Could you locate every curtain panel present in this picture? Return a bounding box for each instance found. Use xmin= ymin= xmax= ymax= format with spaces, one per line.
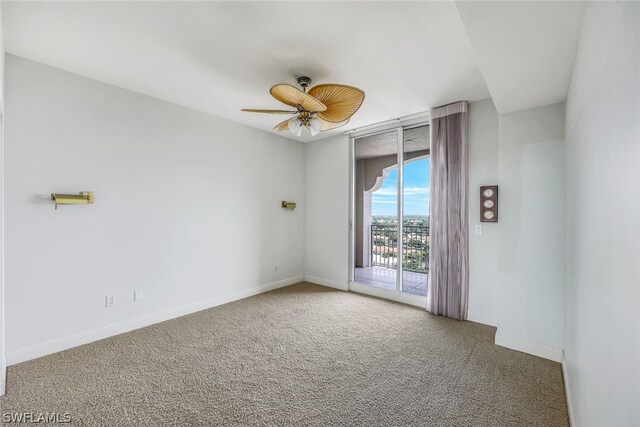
xmin=427 ymin=101 xmax=469 ymax=320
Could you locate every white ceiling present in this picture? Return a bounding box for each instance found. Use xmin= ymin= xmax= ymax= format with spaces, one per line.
xmin=2 ymin=1 xmax=585 ymax=141
xmin=456 ymin=1 xmax=585 ymax=114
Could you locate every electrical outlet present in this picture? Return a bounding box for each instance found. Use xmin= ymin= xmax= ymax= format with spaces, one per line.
xmin=475 ymin=225 xmax=483 ymax=235
xmin=105 ymin=295 xmax=116 ymax=308
xmin=134 ymin=289 xmax=144 ymax=302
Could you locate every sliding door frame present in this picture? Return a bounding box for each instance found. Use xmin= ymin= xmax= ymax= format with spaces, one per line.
xmin=348 ymin=115 xmax=430 ymax=307
xmin=348 ymin=135 xmax=356 ymax=286
xmin=396 ymin=127 xmax=404 ymax=293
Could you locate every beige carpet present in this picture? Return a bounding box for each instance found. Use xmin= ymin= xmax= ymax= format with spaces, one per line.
xmin=0 ymin=283 xmax=568 ymax=426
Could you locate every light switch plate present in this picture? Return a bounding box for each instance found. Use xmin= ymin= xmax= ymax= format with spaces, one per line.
xmin=105 ymin=295 xmax=116 ymax=308
xmin=475 ymin=225 xmax=483 ymax=235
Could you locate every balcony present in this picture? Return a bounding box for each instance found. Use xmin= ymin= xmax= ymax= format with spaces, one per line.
xmin=355 ymin=224 xmax=429 ymax=296
xmin=371 ymin=224 xmax=429 ymax=272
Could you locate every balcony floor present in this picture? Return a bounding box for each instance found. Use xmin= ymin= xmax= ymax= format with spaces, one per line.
xmin=354 ymin=266 xmax=427 ymax=297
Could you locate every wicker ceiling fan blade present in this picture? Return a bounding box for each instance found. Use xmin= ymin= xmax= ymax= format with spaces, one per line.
xmin=241 ymin=109 xmax=298 ymax=114
xmin=270 ymin=84 xmax=327 ymax=112
xmin=308 ymin=84 xmax=365 ymax=123
xmin=273 ymin=118 xmax=293 ymax=132
xmin=320 ymin=118 xmax=350 ymax=131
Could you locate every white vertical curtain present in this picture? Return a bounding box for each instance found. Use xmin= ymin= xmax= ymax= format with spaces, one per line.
xmin=427 ymin=101 xmax=469 ymax=320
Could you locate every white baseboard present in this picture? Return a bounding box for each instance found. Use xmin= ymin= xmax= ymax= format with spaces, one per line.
xmin=6 ymin=275 xmax=303 ymax=366
xmin=495 ymin=332 xmax=563 ymax=362
xmin=467 ymin=311 xmax=497 ymax=327
xmin=349 ymin=282 xmax=427 ymax=308
xmin=303 ymin=275 xmax=349 ymax=291
xmin=561 ymin=351 xmax=576 ymax=426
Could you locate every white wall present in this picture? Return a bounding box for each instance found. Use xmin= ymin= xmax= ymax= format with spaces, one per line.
xmin=467 ymin=99 xmax=499 ymax=326
xmin=469 ymin=100 xmax=568 ymax=357
xmin=564 ymin=2 xmax=640 ymax=425
xmin=0 ymin=1 xmax=6 ymax=396
xmin=4 ymin=56 xmax=304 ymax=360
xmin=495 ymin=103 xmax=566 ymax=355
xmin=303 ymin=134 xmax=350 ymax=289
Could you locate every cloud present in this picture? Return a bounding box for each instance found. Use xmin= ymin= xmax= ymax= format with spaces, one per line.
xmin=372 ymin=187 xmax=397 ymax=196
xmin=405 ymin=186 xmax=430 ymax=196
xmin=373 ymin=186 xmax=429 ymax=197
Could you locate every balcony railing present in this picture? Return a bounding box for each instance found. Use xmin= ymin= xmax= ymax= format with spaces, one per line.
xmin=371 ymin=224 xmax=429 ymax=273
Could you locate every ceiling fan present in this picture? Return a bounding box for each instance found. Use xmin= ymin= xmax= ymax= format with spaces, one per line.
xmin=242 ymin=76 xmax=365 ymax=137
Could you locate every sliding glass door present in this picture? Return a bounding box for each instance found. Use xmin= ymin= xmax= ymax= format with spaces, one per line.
xmin=353 ymin=129 xmax=399 ymax=291
xmin=402 ymin=126 xmax=430 ymax=296
xmin=351 ymin=123 xmax=430 ymax=297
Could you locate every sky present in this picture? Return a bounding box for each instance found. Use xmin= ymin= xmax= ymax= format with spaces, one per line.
xmin=372 ymin=158 xmax=430 ymax=216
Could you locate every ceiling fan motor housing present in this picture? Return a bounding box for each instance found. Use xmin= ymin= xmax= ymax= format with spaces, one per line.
xmin=297 ymin=76 xmax=312 ymax=89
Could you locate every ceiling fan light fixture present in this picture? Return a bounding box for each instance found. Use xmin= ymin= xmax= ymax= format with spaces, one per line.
xmin=288 ymin=117 xmax=302 ymax=137
xmin=309 ymin=117 xmax=322 ymax=136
